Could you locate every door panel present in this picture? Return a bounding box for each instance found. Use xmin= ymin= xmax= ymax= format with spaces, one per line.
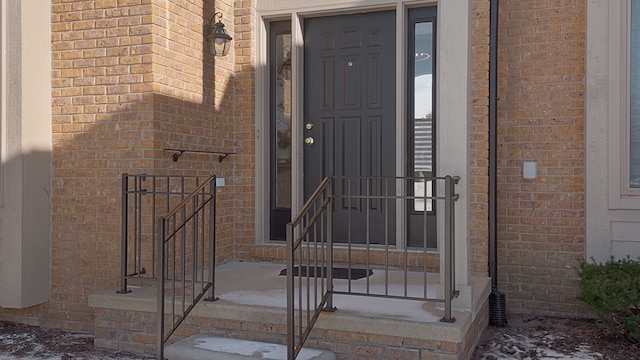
xmin=304 ymin=12 xmax=396 ymax=244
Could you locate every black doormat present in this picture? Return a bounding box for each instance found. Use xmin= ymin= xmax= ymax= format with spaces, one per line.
xmin=279 ymin=266 xmax=373 ymax=280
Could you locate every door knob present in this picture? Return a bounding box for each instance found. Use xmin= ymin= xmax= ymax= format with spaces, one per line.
xmin=304 ymin=137 xmax=314 ymax=145
xmin=305 ymin=123 xmax=314 ymax=130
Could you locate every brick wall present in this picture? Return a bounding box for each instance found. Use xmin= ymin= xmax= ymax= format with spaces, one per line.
xmin=468 ymin=0 xmax=587 ymax=316
xmin=495 ymin=0 xmax=586 ymax=315
xmin=470 ymin=0 xmax=491 ymax=276
xmin=231 ymin=0 xmax=258 ymax=259
xmin=48 ymin=0 xmax=157 ymax=332
xmin=92 ymin=300 xmax=489 ymax=359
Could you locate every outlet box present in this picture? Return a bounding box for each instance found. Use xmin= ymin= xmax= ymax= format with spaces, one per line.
xmin=523 ymin=161 xmax=536 ymax=179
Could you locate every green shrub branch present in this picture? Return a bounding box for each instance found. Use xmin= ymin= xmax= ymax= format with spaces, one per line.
xmin=578 ymin=256 xmax=640 ymax=343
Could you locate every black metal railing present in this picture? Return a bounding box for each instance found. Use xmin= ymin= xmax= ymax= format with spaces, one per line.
xmin=119 ymin=174 xmax=216 ymax=291
xmin=119 ymin=173 xmax=458 ymax=360
xmin=286 ymin=177 xmax=334 ymax=360
xmin=118 ymin=174 xmax=218 ymax=359
xmin=156 ymin=175 xmax=217 ymax=360
xmin=286 ymin=175 xmax=460 ymax=360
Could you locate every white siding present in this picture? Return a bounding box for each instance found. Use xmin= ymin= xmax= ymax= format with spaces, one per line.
xmin=0 ymin=1 xmax=52 ymax=308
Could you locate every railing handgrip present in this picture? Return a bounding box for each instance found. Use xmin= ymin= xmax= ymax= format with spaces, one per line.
xmin=163 ymin=176 xmax=216 ymax=219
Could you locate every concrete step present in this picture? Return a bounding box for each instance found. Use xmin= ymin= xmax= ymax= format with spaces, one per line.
xmin=164 ymin=335 xmax=336 ymax=360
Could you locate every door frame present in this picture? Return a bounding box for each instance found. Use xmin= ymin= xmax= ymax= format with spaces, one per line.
xmin=255 ymin=0 xmax=471 ymax=270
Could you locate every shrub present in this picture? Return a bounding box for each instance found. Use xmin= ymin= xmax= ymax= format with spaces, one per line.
xmin=578 ymin=256 xmax=640 ymax=343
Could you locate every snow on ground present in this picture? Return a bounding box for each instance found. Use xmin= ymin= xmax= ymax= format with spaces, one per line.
xmin=0 ymin=328 xmax=608 ymax=360
xmin=0 ymin=356 xmax=142 ymax=360
xmin=0 ymin=330 xmax=150 ymax=360
xmin=476 ymin=333 xmax=606 ymax=360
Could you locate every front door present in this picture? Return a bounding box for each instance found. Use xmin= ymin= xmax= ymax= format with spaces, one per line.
xmin=303 ymin=12 xmax=397 ymax=244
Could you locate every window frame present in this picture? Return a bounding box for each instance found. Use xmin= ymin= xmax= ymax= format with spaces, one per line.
xmin=624 ymin=0 xmax=640 ymax=193
xmin=609 ymin=0 xmax=640 ymax=208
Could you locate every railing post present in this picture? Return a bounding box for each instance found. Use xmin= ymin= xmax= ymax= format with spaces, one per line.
xmin=118 ymin=174 xmax=130 ymax=294
xmin=326 ymin=178 xmax=334 ymax=311
xmin=451 ymin=177 xmax=459 ymax=299
xmin=157 ymin=217 xmax=166 ymax=360
xmin=206 ymin=177 xmax=218 ymax=301
xmin=441 ymin=175 xmax=456 ymax=323
xmin=286 ymin=222 xmax=295 ymax=360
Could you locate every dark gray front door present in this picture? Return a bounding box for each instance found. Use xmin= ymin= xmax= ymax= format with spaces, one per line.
xmin=304 ymin=12 xmax=396 ymax=244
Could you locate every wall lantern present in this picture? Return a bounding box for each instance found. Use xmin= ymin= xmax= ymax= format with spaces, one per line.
xmin=205 ymin=12 xmax=233 ymax=57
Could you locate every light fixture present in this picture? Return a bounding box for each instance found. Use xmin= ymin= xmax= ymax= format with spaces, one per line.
xmin=205 ymin=12 xmax=232 ymax=57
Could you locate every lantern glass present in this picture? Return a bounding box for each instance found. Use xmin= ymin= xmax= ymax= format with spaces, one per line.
xmin=207 ymin=20 xmax=232 ymax=57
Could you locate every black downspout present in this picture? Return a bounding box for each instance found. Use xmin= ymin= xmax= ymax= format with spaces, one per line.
xmin=488 ymin=0 xmax=507 ymax=326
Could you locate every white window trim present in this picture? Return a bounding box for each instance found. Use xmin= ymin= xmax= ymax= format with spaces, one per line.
xmin=587 ymin=0 xmax=640 ymax=262
xmin=609 ymin=0 xmax=640 ymax=209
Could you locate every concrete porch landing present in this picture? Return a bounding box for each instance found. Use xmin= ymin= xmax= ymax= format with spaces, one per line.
xmin=164 ymin=335 xmax=336 ymax=360
xmin=89 ymin=261 xmax=490 ymax=359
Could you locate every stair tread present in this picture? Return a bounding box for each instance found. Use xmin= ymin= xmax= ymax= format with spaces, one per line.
xmin=165 ymin=335 xmax=336 ymax=360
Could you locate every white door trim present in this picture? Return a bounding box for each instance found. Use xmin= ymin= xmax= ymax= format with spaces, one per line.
xmin=254 ymin=1 xmax=471 ymax=289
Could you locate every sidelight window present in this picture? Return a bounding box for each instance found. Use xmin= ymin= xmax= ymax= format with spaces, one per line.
xmin=408 ymin=8 xmax=436 ymax=213
xmin=407 ymin=7 xmax=437 ymax=248
xmin=269 ymin=21 xmax=292 ymax=240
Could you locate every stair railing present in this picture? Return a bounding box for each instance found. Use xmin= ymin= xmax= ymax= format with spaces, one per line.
xmin=286 ymin=176 xmax=334 ymax=360
xmin=156 ymin=175 xmax=217 ymax=360
xmin=118 ymin=174 xmax=217 ymax=359
xmin=286 ymin=175 xmax=460 ymax=359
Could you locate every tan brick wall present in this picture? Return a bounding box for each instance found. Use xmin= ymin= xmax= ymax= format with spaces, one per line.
xmin=150 ymin=0 xmax=204 ymax=101
xmin=48 ymin=0 xmax=157 ymax=332
xmin=469 ymin=0 xmax=587 ymax=316
xmin=470 ymin=0 xmax=491 ymax=276
xmin=0 ymin=0 xmax=251 ymax=332
xmin=231 ymin=0 xmax=258 ymax=260
xmin=495 ymin=0 xmax=586 ymax=315
xmin=93 ymin=301 xmax=489 ymax=359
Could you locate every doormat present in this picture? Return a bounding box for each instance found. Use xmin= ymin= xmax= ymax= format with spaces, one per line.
xmin=279 ymin=266 xmax=373 ymax=280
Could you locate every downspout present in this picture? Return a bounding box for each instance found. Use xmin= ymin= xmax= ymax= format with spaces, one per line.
xmin=488 ymin=0 xmax=507 ymax=326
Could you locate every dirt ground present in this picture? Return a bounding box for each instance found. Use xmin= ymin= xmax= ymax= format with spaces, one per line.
xmin=0 ymin=314 xmax=638 ymax=359
xmin=0 ymin=320 xmax=151 ymax=360
xmin=471 ymin=314 xmax=640 ymax=360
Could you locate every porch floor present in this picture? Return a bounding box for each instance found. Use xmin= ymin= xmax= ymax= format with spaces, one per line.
xmin=89 ymin=261 xmax=490 ymax=359
xmin=215 ymin=261 xmax=446 ymax=322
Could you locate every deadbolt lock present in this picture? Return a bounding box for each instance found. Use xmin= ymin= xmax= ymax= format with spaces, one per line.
xmin=305 ymin=123 xmax=314 ymax=130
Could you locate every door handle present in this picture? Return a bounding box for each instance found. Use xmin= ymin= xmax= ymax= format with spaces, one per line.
xmin=304 ymin=137 xmax=314 ymax=145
